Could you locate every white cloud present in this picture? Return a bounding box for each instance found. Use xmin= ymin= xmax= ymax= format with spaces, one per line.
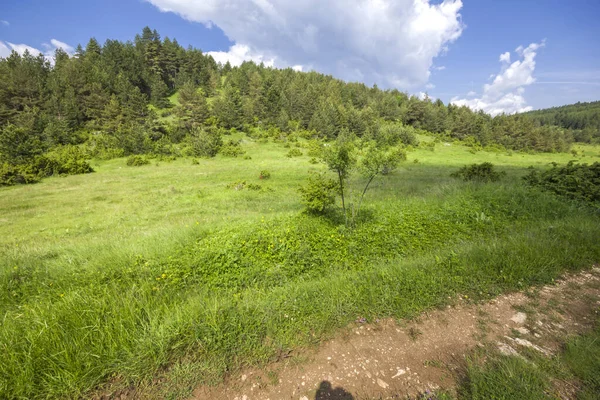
xmin=425 ymin=83 xmax=436 ymax=89
xmin=0 ymin=41 xmax=10 ymax=58
xmin=0 ymin=20 xmax=9 ymax=26
xmin=48 ymin=39 xmax=75 ymax=55
xmin=0 ymin=38 xmax=74 ymax=62
xmin=451 ymin=41 xmax=544 ymax=116
xmin=3 ymin=41 xmax=42 ymax=56
xmin=466 ymin=90 xmax=476 ymax=96
xmin=207 ymin=43 xmax=275 ymax=67
xmin=146 ymin=0 xmax=464 ymax=89
xmin=434 ymin=65 xmax=446 ymax=71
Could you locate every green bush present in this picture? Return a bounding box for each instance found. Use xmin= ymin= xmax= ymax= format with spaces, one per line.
xmin=286 ymin=148 xmax=303 ymax=158
xmin=451 ymin=162 xmax=505 ymax=182
xmin=374 ymin=122 xmax=419 ymax=147
xmin=298 ymin=172 xmax=338 ymax=214
xmin=220 ymin=140 xmax=245 ymax=157
xmin=523 ymin=161 xmax=600 ymax=206
xmin=126 ymin=155 xmax=150 ymax=166
xmin=0 ymin=163 xmax=40 ymax=186
xmin=0 ymin=146 xmax=93 ymax=186
xmin=187 ymin=127 xmax=223 ymax=158
xmin=259 ymin=170 xmax=271 ymax=180
xmin=45 ymin=145 xmax=94 ymax=175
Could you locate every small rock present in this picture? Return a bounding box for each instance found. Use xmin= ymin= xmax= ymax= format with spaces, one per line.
xmin=300 ymin=397 xmax=309 ymax=400
xmin=511 ymin=312 xmax=527 ymax=324
xmin=377 ymin=378 xmax=389 ymax=389
xmin=516 ymin=327 xmax=530 ymax=335
xmin=241 ymin=374 xmax=247 ymax=382
xmin=392 ymin=369 xmax=406 ymax=378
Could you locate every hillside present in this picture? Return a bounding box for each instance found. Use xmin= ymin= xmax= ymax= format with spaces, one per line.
xmin=525 ymin=101 xmax=600 ymax=143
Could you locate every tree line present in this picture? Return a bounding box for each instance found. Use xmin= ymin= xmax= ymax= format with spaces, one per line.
xmin=524 ymin=101 xmax=600 ymax=144
xmin=0 ymin=27 xmax=584 ymax=185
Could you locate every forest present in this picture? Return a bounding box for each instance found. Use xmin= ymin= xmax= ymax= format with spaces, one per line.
xmin=0 ymin=27 xmax=588 ymax=186
xmin=525 ymin=100 xmax=600 ymax=143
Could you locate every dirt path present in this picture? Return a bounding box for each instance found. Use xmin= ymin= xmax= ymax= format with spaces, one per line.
xmin=192 ymin=267 xmax=600 ymax=400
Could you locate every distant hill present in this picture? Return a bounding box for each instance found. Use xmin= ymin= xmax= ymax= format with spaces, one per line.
xmin=525 ymin=101 xmax=600 ymax=143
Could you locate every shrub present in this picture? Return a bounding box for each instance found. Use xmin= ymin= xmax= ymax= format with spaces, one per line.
xmin=259 ymin=170 xmax=271 ymax=180
xmin=286 ymin=148 xmax=303 ymax=158
xmin=306 ymin=140 xmax=324 ymax=157
xmin=523 ymin=161 xmax=600 ymax=206
xmin=226 ymin=180 xmax=247 ymax=190
xmin=419 ymin=141 xmax=436 ymax=151
xmin=45 ymin=145 xmax=94 ymax=175
xmin=220 ymin=140 xmax=245 ymax=157
xmin=191 ymin=158 xmax=199 ymax=165
xmin=0 ymin=145 xmax=93 ymax=186
xmin=188 ymin=127 xmax=223 ymax=158
xmin=375 ymin=122 xmax=419 ymax=147
xmin=126 ymin=155 xmax=150 ymax=166
xmin=298 ymin=172 xmax=338 ymax=214
xmin=0 ymin=163 xmax=40 ymax=186
xmin=246 ymin=183 xmax=262 ymax=191
xmin=451 ymin=162 xmax=505 ymax=182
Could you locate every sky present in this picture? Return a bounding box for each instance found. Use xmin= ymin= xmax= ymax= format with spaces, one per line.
xmin=1 ymin=0 xmax=599 ymax=115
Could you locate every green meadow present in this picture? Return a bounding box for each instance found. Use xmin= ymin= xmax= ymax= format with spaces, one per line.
xmin=1 ymin=136 xmax=600 ymax=399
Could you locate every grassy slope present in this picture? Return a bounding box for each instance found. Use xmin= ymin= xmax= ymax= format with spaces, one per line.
xmin=1 ymin=138 xmax=600 ymax=398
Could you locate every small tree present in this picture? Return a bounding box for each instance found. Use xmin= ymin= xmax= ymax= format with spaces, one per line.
xmin=354 ymin=144 xmax=406 ymax=219
xmin=298 ymin=171 xmax=338 ymax=214
xmin=188 ymin=127 xmax=223 ymax=158
xmin=322 ymin=130 xmax=356 ymax=225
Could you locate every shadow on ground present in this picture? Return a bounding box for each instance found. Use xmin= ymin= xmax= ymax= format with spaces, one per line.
xmin=315 ymin=381 xmax=354 ymax=399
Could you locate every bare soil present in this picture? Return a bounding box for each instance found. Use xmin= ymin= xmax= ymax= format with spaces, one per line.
xmin=191 ymin=267 xmax=600 ymax=400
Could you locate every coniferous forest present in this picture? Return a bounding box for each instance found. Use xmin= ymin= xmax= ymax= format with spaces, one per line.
xmin=1 ymin=27 xmax=593 ymax=186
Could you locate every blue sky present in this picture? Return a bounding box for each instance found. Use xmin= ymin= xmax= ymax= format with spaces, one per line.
xmin=1 ymin=0 xmax=599 ymax=114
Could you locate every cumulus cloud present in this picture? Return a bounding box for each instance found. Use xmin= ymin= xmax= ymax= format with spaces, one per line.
xmin=0 ymin=38 xmax=75 ymax=61
xmin=207 ymin=43 xmax=275 ymax=67
xmin=146 ymin=0 xmax=464 ymax=89
xmin=451 ymin=41 xmax=545 ymax=116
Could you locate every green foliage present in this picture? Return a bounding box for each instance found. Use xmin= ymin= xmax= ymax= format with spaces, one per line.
xmin=0 ymin=162 xmax=41 ymax=186
xmin=187 ymin=127 xmax=223 ymax=158
xmin=126 ymin=155 xmax=150 ymax=166
xmin=298 ymin=171 xmax=338 ymax=214
xmin=451 ymin=162 xmax=505 ymax=182
xmin=372 ymin=122 xmax=419 ymax=147
xmin=45 ymin=145 xmax=94 ymax=175
xmin=0 ymin=145 xmax=93 ymax=186
xmin=286 ymin=148 xmax=303 ymax=158
xmin=219 ymin=139 xmax=245 ymax=157
xmin=523 ymin=161 xmax=600 ymax=206
xmin=259 ymin=170 xmax=271 ymax=179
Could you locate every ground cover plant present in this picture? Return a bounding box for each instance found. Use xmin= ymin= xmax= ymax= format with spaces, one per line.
xmin=1 ymin=135 xmax=600 ymax=399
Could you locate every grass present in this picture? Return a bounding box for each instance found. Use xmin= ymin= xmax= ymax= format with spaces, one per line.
xmin=457 ymin=319 xmax=600 ymax=399
xmin=1 ymin=136 xmax=600 ymax=398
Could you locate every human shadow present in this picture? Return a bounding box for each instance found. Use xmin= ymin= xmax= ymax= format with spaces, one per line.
xmin=315 ymin=380 xmax=354 ymax=399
